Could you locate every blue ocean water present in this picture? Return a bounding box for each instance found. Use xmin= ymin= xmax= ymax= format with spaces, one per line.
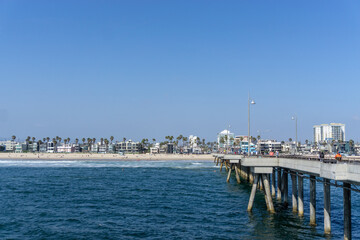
xmin=0 ymin=160 xmax=358 ymax=239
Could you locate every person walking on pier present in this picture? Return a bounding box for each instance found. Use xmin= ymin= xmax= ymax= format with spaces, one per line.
xmin=335 ymin=152 xmax=342 ymax=161
xmin=319 ymin=151 xmax=324 ymax=161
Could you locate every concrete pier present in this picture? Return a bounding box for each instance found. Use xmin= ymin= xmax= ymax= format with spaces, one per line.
xmin=213 ymin=154 xmax=360 ymax=238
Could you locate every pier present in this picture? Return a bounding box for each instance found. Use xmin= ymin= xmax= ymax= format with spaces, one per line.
xmin=213 ymin=154 xmax=360 ymax=240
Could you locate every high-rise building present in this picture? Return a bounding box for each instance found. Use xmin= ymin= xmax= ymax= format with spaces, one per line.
xmin=313 ymin=123 xmax=345 ymax=143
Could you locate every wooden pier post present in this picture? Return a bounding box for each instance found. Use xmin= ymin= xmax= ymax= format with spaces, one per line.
xmin=324 ymin=179 xmax=331 ymax=234
xmin=226 ymin=164 xmax=232 ymax=182
xmin=247 ymin=174 xmax=259 ymax=212
xmin=291 ymin=171 xmax=298 ymax=212
xmin=263 ymin=174 xmax=275 ymax=213
xmin=220 ymin=160 xmax=223 ymax=172
xmin=271 ymin=170 xmax=276 ymax=197
xmin=298 ymin=173 xmax=304 ymax=217
xmin=234 ymin=164 xmax=241 ymax=184
xmin=310 ymin=175 xmax=316 ymax=226
xmin=343 ymin=182 xmax=351 ymax=240
xmin=277 ymin=168 xmax=282 ymax=201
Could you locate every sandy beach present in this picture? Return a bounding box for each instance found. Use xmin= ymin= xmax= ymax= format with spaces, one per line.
xmin=0 ymin=153 xmax=214 ymax=161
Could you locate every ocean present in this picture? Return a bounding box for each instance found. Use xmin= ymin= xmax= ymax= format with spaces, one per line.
xmin=0 ymin=160 xmax=358 ymax=239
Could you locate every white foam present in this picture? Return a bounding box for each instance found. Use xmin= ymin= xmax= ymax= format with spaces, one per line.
xmin=0 ymin=160 xmax=215 ymax=169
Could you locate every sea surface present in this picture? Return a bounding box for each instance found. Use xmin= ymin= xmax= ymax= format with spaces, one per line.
xmin=0 ymin=160 xmax=359 ymax=239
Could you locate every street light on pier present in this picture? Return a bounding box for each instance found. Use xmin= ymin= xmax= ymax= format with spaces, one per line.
xmin=248 ymin=94 xmax=256 ymax=156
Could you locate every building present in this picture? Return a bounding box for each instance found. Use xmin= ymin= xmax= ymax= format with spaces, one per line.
xmin=217 ymin=130 xmax=235 ymax=148
xmin=115 ymin=140 xmax=141 ymax=153
xmin=257 ymin=140 xmax=282 ymax=154
xmin=57 ymin=144 xmax=72 ymax=153
xmin=0 ymin=140 xmax=17 ymax=152
xmin=313 ymin=123 xmax=345 ymax=143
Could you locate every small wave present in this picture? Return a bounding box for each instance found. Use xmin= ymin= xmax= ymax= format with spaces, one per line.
xmin=0 ymin=160 xmax=215 ymax=169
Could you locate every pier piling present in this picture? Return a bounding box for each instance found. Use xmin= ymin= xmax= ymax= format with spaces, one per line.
xmin=291 ymin=172 xmax=298 ymax=212
xmin=263 ymin=174 xmax=275 ymax=213
xmin=235 ymin=164 xmax=241 ymax=184
xmin=271 ymin=170 xmax=276 ymax=197
xmin=298 ymin=174 xmax=304 ymax=217
xmin=343 ymin=182 xmax=351 ymax=240
xmin=247 ymin=174 xmax=259 ymax=212
xmin=277 ymin=168 xmax=282 ymax=201
xmin=310 ymin=175 xmax=316 ymax=226
xmin=324 ymin=179 xmax=331 ymax=234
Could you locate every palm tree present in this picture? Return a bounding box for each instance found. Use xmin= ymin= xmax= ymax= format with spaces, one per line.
xmin=46 ymin=137 xmax=50 ymax=143
xmin=183 ymin=137 xmax=188 ymax=146
xmin=32 ymin=137 xmax=36 ymax=144
xmin=11 ymin=135 xmax=16 ymax=141
xmin=92 ymin=138 xmax=96 ymax=144
xmin=82 ymin=138 xmax=86 ymax=144
xmin=305 ymin=139 xmax=309 ymax=145
xmin=123 ymin=137 xmax=126 ymax=143
xmin=257 ymin=135 xmax=261 ymax=141
xmin=75 ymin=138 xmax=79 ymax=144
xmin=110 ymin=136 xmax=114 ymax=143
xmin=289 ymin=138 xmax=293 ymax=142
xmin=100 ymin=138 xmax=104 ymax=145
xmin=67 ymin=137 xmax=70 ymax=144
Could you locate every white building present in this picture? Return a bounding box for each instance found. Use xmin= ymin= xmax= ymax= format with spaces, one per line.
xmin=313 ymin=123 xmax=345 ymax=143
xmin=0 ymin=140 xmax=17 ymax=151
xmin=217 ymin=130 xmax=235 ymax=148
xmin=188 ymin=135 xmax=199 ymax=148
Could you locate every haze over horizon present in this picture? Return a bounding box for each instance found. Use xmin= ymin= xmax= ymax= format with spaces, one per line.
xmin=1 ymin=1 xmax=360 ymax=143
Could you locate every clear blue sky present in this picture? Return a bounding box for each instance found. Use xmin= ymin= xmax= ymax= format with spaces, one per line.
xmin=0 ymin=0 xmax=360 ymax=143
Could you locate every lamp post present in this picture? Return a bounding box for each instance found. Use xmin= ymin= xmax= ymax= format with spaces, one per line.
xmin=248 ymin=93 xmax=256 ymax=156
xmin=292 ymin=115 xmax=298 ymax=153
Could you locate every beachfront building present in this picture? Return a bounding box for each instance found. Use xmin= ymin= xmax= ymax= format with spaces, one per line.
xmin=313 ymin=123 xmax=345 ymax=143
xmin=57 ymin=144 xmax=72 ymax=153
xmin=150 ymin=143 xmax=160 ymax=154
xmin=217 ymin=130 xmax=234 ymax=148
xmin=257 ymin=140 xmax=282 ymax=154
xmin=0 ymin=140 xmax=17 ymax=152
xmin=47 ymin=142 xmax=55 ymax=153
xmin=115 ymin=140 xmax=141 ymax=153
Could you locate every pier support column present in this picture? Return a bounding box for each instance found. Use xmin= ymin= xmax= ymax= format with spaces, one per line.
xmin=324 ymin=179 xmax=331 ymax=234
xmin=310 ymin=175 xmax=316 ymax=226
xmin=249 ymin=171 xmax=254 ymax=184
xmin=298 ymin=174 xmax=304 ymax=217
xmin=277 ymin=168 xmax=282 ymax=201
xmin=271 ymin=170 xmax=276 ymax=197
xmin=343 ymin=182 xmax=351 ymax=240
xmin=283 ymin=170 xmax=288 ymax=205
xmin=234 ymin=164 xmax=241 ymax=184
xmin=247 ymin=174 xmax=259 ymax=212
xmin=263 ymin=174 xmax=275 ymax=213
xmin=291 ymin=171 xmax=298 ymax=212
xmin=226 ymin=164 xmax=232 ymax=182
xmin=220 ymin=160 xmax=223 ymax=172
xmin=225 ymin=161 xmax=229 ymax=172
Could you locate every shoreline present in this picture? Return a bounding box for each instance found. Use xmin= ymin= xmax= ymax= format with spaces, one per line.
xmin=0 ymin=153 xmax=214 ymax=161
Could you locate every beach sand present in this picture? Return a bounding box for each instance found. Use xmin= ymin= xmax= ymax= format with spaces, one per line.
xmin=0 ymin=153 xmax=214 ymax=161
